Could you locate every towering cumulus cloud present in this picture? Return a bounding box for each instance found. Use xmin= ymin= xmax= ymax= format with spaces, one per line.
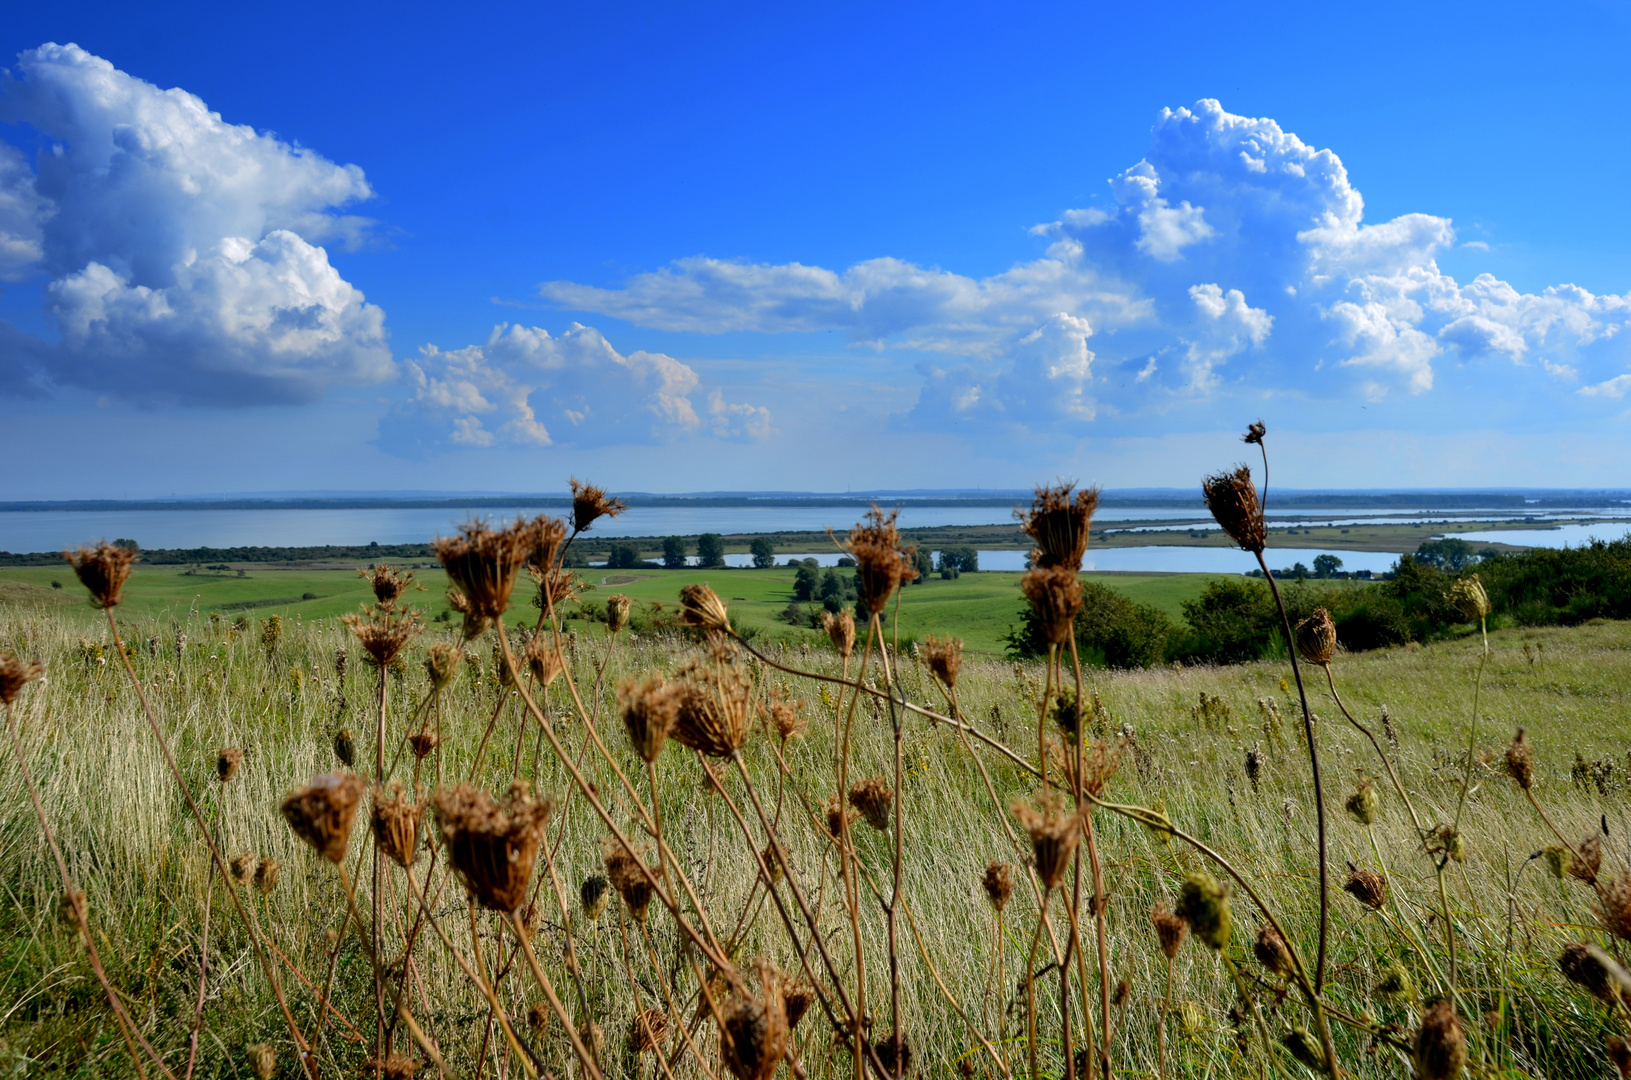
xmin=0 ymin=43 xmax=392 ymax=403
xmin=543 ymin=99 xmax=1631 ymax=427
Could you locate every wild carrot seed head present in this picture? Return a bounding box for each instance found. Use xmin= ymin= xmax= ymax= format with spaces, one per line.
xmin=372 ymin=780 xmax=422 ymax=869
xmin=64 ymin=541 xmax=136 ymax=609
xmin=0 ymin=652 xmax=44 ymax=705
xmin=1414 ymin=998 xmax=1466 ymax=1080
xmin=1295 ymin=608 xmax=1338 ymax=665
xmin=281 ymin=772 xmax=366 ymax=863
xmin=619 ymin=671 xmax=682 ymax=764
xmin=1201 ymin=467 xmax=1266 ymax=555
xmin=569 ymin=478 xmax=627 ymax=533
xmin=434 ymin=781 xmax=552 ymax=912
xmin=434 ymin=518 xmax=532 ymax=621
xmin=1016 ymin=483 xmax=1098 ymax=572
xmin=848 ymin=776 xmax=892 ymax=832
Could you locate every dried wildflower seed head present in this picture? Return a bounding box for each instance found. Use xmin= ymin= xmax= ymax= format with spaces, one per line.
xmin=782 ymin=981 xmax=815 ymax=1030
xmin=824 ymin=796 xmax=857 ymax=839
xmin=281 ymin=772 xmax=366 ymax=863
xmin=619 ymin=671 xmax=682 ymax=763
xmin=603 ymin=840 xmax=664 ymax=923
xmin=1021 ymin=564 xmax=1083 ymax=645
xmin=1345 ymin=777 xmax=1379 ymax=824
xmin=0 ymin=652 xmax=44 ymax=705
xmin=1344 ymin=865 xmax=1388 ymax=910
xmin=1426 ymin=823 xmax=1466 ymax=864
xmin=343 ymin=606 xmax=423 ymax=669
xmin=359 ymin=564 xmax=415 ymax=610
xmin=254 ymin=859 xmax=281 ymax=894
xmin=1254 ymin=925 xmax=1295 ymax=978
xmin=680 ymin=584 xmax=732 ymax=634
xmin=1559 ymin=942 xmax=1631 ymax=1006
xmin=871 ymin=1033 xmax=913 ymax=1077
xmin=1177 ymin=872 xmax=1232 ymax=950
xmin=848 ymin=505 xmax=915 ymax=614
xmin=526 ymin=1001 xmax=550 ymax=1034
xmin=1295 ymin=609 xmax=1338 ymax=666
xmin=1243 ymin=420 xmax=1267 ymax=445
xmin=435 ymin=519 xmax=532 ymax=620
xmin=719 ymin=960 xmax=791 ymax=1080
xmin=407 ymin=728 xmax=439 ymax=761
xmin=983 ymin=861 xmax=1014 ymax=913
xmin=1017 ymin=483 xmax=1099 ymax=572
xmin=247 ymin=1042 xmax=277 ymax=1080
xmin=1505 ymin=729 xmax=1534 ymax=791
xmin=1596 ymin=874 xmax=1631 ymax=943
xmin=569 ymin=478 xmax=627 ymax=533
xmin=1152 ymin=904 xmax=1189 ymax=959
xmin=823 ymin=609 xmax=856 ymax=658
xmin=64 ymin=541 xmax=136 ymax=608
xmin=434 ymin=782 xmax=553 ymax=912
xmin=1177 ymin=1000 xmax=1207 ymax=1039
xmin=424 ymin=643 xmax=460 ymax=691
xmin=229 ymin=852 xmax=258 ymax=887
xmin=763 ymin=692 xmax=803 ymax=742
xmin=580 ymin=874 xmax=609 ymax=920
xmin=1201 ymin=467 xmax=1266 ymax=555
xmin=1281 ymin=1028 xmax=1326 ymax=1074
xmin=366 ymin=1056 xmax=418 ymax=1080
xmin=58 ymin=888 xmax=87 ymax=926
xmin=524 ymin=633 xmax=565 ymax=688
xmin=761 ymin=841 xmax=784 ymax=883
xmin=1573 ymin=832 xmax=1604 ymax=885
xmin=1244 ymin=745 xmax=1263 ymax=788
xmin=605 ymin=593 xmax=633 ymax=633
xmin=1448 ymin=575 xmax=1492 ymax=622
xmin=1011 ymin=795 xmax=1081 ymax=890
xmin=373 ymin=781 xmax=422 ymax=869
xmin=1377 ymin=960 xmax=1415 ymax=999
xmin=446 ymin=588 xmax=492 ymax=641
xmin=332 ymin=728 xmax=356 ymax=768
xmin=216 ymin=747 xmax=242 ymax=783
xmin=672 ymin=661 xmax=751 ymax=758
xmin=920 ymin=635 xmax=961 ymax=691
xmin=848 ymin=776 xmax=892 ymax=832
xmin=631 ymin=1007 xmax=669 ymax=1053
xmin=522 ymin=514 xmax=568 ymax=571
xmin=1414 ymin=998 xmax=1467 ymax=1080
xmin=530 ymin=565 xmax=584 ymax=615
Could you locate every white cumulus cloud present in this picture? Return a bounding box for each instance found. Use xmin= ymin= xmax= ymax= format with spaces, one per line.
xmin=0 ymin=43 xmax=391 ymax=403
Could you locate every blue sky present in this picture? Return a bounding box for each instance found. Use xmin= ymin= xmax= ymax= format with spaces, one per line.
xmin=2 ymin=0 xmax=1631 ymax=498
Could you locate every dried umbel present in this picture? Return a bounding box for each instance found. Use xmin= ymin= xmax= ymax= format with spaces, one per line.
xmin=1448 ymin=575 xmax=1492 ymax=622
xmin=1017 ymin=483 xmax=1099 ymax=572
xmin=871 ymin=1033 xmax=913 ymax=1077
xmin=1505 ymin=728 xmax=1534 ymax=791
xmin=680 ymin=584 xmax=732 ymax=635
xmin=580 ymin=874 xmax=610 ymax=920
xmin=1244 ymin=745 xmax=1263 ymax=790
xmin=604 ymin=841 xmax=664 ymax=923
xmin=1344 ymin=865 xmax=1388 ymax=910
xmin=281 ymin=772 xmax=366 ymax=864
xmin=434 ymin=782 xmax=553 ymax=912
xmin=229 ymin=852 xmax=258 ymax=888
xmin=719 ymin=960 xmax=791 ymax=1080
xmin=364 ymin=1056 xmax=419 ymax=1080
xmin=922 ymin=635 xmax=961 ymax=691
xmin=526 ymin=1001 xmax=551 ymax=1034
xmin=424 ymin=643 xmax=460 ymax=691
xmin=0 ymin=652 xmax=44 ymax=705
xmin=524 ymin=633 xmax=566 ymax=688
xmin=333 ymin=728 xmax=356 ymax=768
xmin=1176 ymin=872 xmax=1232 ymax=950
xmin=1243 ymin=420 xmax=1267 ymax=445
xmin=1559 ymin=942 xmax=1631 ymax=1006
xmin=343 ymin=606 xmax=423 ymax=668
xmin=1282 ymin=1028 xmax=1326 ymax=1074
xmin=569 ymin=478 xmax=627 ymax=533
xmin=529 ymin=565 xmax=584 ymax=614
xmin=823 ymin=609 xmax=856 ymax=658
xmin=848 ymin=506 xmax=917 ymax=615
xmin=522 ymin=514 xmax=568 ymax=571
xmin=631 ymin=1007 xmax=669 ymax=1053
xmin=373 ymin=781 xmax=422 ymax=869
xmin=1572 ymin=832 xmax=1604 ymax=885
xmin=983 ymin=861 xmax=1014 ymax=913
xmin=216 ymin=747 xmax=243 ymax=783
xmin=359 ymin=564 xmax=415 ymax=610
xmin=1596 ymin=874 xmax=1631 ymax=943
xmin=435 ymin=519 xmax=533 ymax=620
xmin=848 ymin=776 xmax=892 ymax=832
xmin=407 ymin=728 xmax=439 ymax=761
xmin=824 ymin=796 xmax=857 ymax=840
xmin=672 ymin=661 xmax=752 ymax=758
xmin=64 ymin=541 xmax=136 ymax=608
xmin=1021 ymin=564 xmax=1083 ymax=645
xmin=605 ymin=593 xmax=633 ymax=633
xmin=1413 ymin=998 xmax=1467 ymax=1080
xmin=619 ymin=672 xmax=682 ymax=763
xmin=446 ymin=588 xmax=491 ymax=641
xmin=762 ymin=692 xmax=803 ymax=742
xmin=1377 ymin=960 xmax=1415 ymax=999
xmin=1425 ymin=823 xmax=1466 ymax=864
xmin=1253 ymin=925 xmax=1295 ymax=978
xmin=59 ymin=888 xmax=88 ymax=927
xmin=1295 ymin=608 xmax=1338 ymax=666
xmin=1011 ymin=795 xmax=1081 ymax=890
xmin=1176 ymin=1000 xmax=1208 ymax=1040
xmin=247 ymin=1042 xmax=277 ymax=1080
xmin=254 ymin=859 xmax=281 ymax=895
xmin=782 ymin=982 xmax=815 ymax=1030
xmin=1345 ymin=777 xmax=1379 ymax=824
xmin=1152 ymin=904 xmax=1189 ymax=959
xmin=1201 ymin=467 xmax=1266 ymax=555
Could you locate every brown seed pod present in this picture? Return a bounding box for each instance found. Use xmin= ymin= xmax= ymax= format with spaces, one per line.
xmin=254 ymin=859 xmax=281 ymax=895
xmin=229 ymin=852 xmax=258 ymax=888
xmin=358 ymin=564 xmax=415 ymax=610
xmin=342 ymin=606 xmax=423 ymax=668
xmin=719 ymin=960 xmax=791 ymax=1080
xmin=823 ymin=796 xmax=858 ymax=840
xmin=1608 ymin=1036 xmax=1631 ymax=1079
xmin=1596 ymin=873 xmax=1631 ymax=943
xmin=0 ymin=652 xmax=45 ymax=705
xmin=921 ymin=635 xmax=962 ymax=691
xmin=631 ymin=1007 xmax=669 ymax=1053
xmin=524 ymin=632 xmax=565 ymax=688
xmin=1295 ymin=608 xmax=1338 ymax=666
xmin=372 ymin=781 xmax=422 ymax=869
xmin=619 ymin=671 xmax=683 ymax=763
xmin=848 ymin=776 xmax=893 ymax=832
xmin=332 ymin=728 xmax=356 ymax=768
xmin=1343 ymin=865 xmax=1388 ymax=910
xmin=1176 ymin=872 xmax=1232 ymax=950
xmin=762 ymin=691 xmax=804 ymax=742
xmin=1011 ymin=795 xmax=1081 ymax=890
xmin=871 ymin=1033 xmax=913 ymax=1077
xmin=1020 ymin=564 xmax=1083 ymax=645
xmin=1345 ymin=777 xmax=1379 ymax=825
xmin=1201 ymin=467 xmax=1266 ymax=555
xmin=605 ymin=593 xmax=633 ymax=633
xmin=1413 ymin=998 xmax=1466 ymax=1080
xmin=1152 ymin=903 xmax=1189 ymax=959
xmin=1573 ymin=832 xmax=1604 ymax=886
xmin=569 ymin=478 xmax=627 ymax=533
xmin=1254 ymin=925 xmax=1295 ymax=978
xmin=847 ymin=506 xmax=916 ymax=615
xmin=434 ymin=519 xmax=533 ymax=621
xmin=1559 ymin=942 xmax=1631 ymax=1006
xmin=281 ymin=773 xmax=366 ymax=864
xmin=1016 ymin=483 xmax=1098 ymax=572
xmin=680 ymin=584 xmax=732 ymax=635
xmin=983 ymin=861 xmax=1014 ymax=913
xmin=823 ymin=609 xmax=856 ymax=658
xmin=64 ymin=541 xmax=136 ymax=608
xmin=407 ymin=728 xmax=439 ymax=760
xmin=364 ymin=1055 xmax=418 ymax=1080
xmin=580 ymin=874 xmax=610 ymax=920
xmin=522 ymin=514 xmax=568 ymax=571
xmin=782 ymin=981 xmax=815 ymax=1030
xmin=1505 ymin=728 xmax=1534 ymax=791
xmin=216 ymin=747 xmax=243 ymax=783
xmin=423 ymin=643 xmax=460 ymax=691
xmin=1448 ymin=575 xmax=1492 ymax=622
xmin=526 ymin=1001 xmax=551 ymax=1034
xmin=671 ymin=661 xmax=751 ymax=758
xmin=603 ymin=840 xmax=664 ymax=923
xmin=1243 ymin=420 xmax=1267 ymax=445
xmin=434 ymin=782 xmax=552 ymax=912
